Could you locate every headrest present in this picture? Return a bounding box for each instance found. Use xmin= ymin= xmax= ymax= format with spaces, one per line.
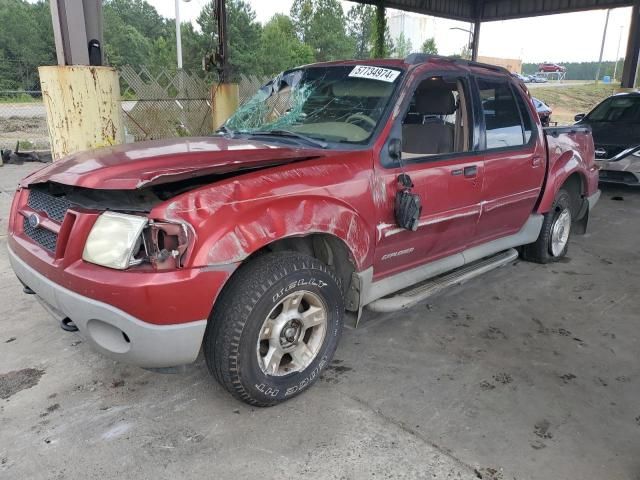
xmin=415 ymin=89 xmax=456 ymax=115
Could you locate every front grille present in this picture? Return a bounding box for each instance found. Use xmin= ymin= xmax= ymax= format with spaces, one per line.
xmin=595 ymin=145 xmax=626 ymax=160
xmin=27 ymin=188 xmax=71 ymax=223
xmin=22 ymin=217 xmax=58 ymax=251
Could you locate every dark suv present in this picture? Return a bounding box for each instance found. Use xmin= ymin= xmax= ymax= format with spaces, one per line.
xmin=575 ymin=92 xmax=640 ymax=185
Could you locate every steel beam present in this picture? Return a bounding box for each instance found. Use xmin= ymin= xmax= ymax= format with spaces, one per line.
xmin=49 ymin=0 xmax=103 ymax=66
xmin=621 ymin=2 xmax=640 ymax=88
xmin=471 ymin=19 xmax=481 ymax=61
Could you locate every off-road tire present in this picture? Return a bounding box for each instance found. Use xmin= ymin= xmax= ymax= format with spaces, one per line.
xmin=521 ymin=188 xmax=573 ymax=264
xmin=204 ymin=251 xmax=344 ymax=406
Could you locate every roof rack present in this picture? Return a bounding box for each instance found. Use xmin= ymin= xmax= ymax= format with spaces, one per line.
xmin=404 ymin=53 xmax=509 ymax=75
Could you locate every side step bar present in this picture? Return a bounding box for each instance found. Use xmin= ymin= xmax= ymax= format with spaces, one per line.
xmin=366 ymin=249 xmax=519 ymax=313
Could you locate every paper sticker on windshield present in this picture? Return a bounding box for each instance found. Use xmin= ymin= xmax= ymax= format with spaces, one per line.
xmin=348 ymin=66 xmax=401 ymax=83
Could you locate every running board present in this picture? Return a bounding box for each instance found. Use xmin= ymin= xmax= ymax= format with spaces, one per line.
xmin=366 ymin=249 xmax=519 ymax=313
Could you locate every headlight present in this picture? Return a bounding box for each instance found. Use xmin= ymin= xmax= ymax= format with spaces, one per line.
xmin=83 ymin=212 xmax=148 ymax=270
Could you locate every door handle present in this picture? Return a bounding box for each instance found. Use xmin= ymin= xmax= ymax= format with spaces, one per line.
xmin=463 ymin=165 xmax=477 ymax=178
xmin=532 ymin=156 xmax=543 ymax=167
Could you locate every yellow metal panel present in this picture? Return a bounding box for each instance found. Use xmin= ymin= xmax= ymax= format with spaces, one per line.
xmin=39 ymin=66 xmax=124 ymax=161
xmin=212 ymin=83 xmax=239 ymax=131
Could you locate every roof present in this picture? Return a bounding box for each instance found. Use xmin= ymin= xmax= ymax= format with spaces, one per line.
xmin=307 ymin=55 xmax=511 ymax=76
xmin=352 ymin=0 xmax=634 ymax=22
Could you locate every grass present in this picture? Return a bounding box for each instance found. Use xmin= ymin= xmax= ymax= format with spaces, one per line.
xmin=0 ymin=93 xmax=41 ymax=103
xmin=531 ymin=83 xmax=622 ymax=125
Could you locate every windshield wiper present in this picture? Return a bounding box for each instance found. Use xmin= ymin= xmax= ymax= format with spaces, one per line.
xmin=216 ymin=125 xmax=236 ymax=138
xmin=249 ymin=130 xmax=329 ymax=149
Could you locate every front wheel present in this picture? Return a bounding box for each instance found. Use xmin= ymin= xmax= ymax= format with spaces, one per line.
xmin=204 ymin=251 xmax=344 ymax=406
xmin=521 ymin=189 xmax=573 ymax=264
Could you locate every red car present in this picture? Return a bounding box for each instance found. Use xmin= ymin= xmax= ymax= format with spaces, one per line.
xmin=538 ymin=63 xmax=566 ymax=73
xmin=8 ymin=55 xmax=600 ymax=406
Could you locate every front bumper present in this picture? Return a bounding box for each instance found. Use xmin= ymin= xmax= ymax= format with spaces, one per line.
xmin=9 ymin=245 xmax=207 ymax=368
xmin=598 ymin=169 xmax=640 ymax=186
xmin=595 ymin=158 xmax=640 ymax=186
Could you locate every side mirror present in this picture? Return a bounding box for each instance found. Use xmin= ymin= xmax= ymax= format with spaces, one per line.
xmin=388 ymin=138 xmax=402 ymax=161
xmin=574 ymin=113 xmax=586 ymax=122
xmin=395 ymin=174 xmax=421 ymax=231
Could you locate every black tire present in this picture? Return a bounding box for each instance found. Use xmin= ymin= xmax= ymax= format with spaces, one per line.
xmin=521 ymin=189 xmax=573 ymax=264
xmin=204 ymin=251 xmax=344 ymax=406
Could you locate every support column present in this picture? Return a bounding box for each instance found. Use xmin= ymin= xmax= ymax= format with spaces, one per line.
xmin=43 ymin=0 xmax=121 ymax=160
xmin=212 ymin=83 xmax=239 ymax=130
xmin=471 ymin=19 xmax=481 ymax=61
xmin=373 ymin=2 xmax=387 ymax=58
xmin=621 ymin=2 xmax=640 ymax=88
xmin=39 ymin=66 xmax=124 ymax=160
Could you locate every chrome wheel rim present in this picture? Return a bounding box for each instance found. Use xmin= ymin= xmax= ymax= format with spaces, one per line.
xmin=551 ymin=209 xmax=571 ymax=257
xmin=257 ymin=290 xmax=327 ymax=376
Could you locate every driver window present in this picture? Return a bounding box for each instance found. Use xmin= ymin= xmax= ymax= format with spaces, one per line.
xmin=402 ymin=77 xmax=470 ymax=159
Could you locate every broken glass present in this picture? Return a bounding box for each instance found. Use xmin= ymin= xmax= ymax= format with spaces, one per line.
xmin=222 ymin=65 xmax=404 ymax=146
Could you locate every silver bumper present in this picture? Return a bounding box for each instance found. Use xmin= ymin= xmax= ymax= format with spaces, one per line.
xmin=8 ymin=246 xmax=206 ymax=368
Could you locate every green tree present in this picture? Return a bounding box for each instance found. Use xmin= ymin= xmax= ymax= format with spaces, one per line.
xmin=148 ymin=37 xmax=176 ymax=74
xmin=393 ymin=32 xmax=413 ymax=58
xmin=0 ymin=0 xmax=56 ymax=90
xmin=420 ymin=37 xmax=438 ymax=55
xmin=291 ymin=0 xmax=354 ymax=62
xmin=103 ymin=8 xmax=153 ymax=68
xmin=291 ymin=0 xmax=314 ymax=43
xmin=181 ymin=22 xmax=211 ymax=73
xmin=198 ymin=0 xmax=262 ymax=78
xmin=259 ymin=14 xmax=314 ymax=75
xmin=104 ymin=0 xmax=169 ymax=40
xmin=346 ymin=4 xmax=375 ymax=59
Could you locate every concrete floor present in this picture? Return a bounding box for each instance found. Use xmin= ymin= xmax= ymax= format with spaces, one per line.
xmin=1 ymin=162 xmax=639 ymax=480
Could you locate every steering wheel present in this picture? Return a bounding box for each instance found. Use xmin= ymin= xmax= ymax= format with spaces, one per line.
xmin=346 ymin=113 xmax=376 ymax=129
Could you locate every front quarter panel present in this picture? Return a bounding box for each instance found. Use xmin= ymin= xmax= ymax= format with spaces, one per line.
xmin=151 ymin=152 xmax=376 ymax=271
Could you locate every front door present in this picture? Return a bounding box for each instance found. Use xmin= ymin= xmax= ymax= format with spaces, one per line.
xmin=472 ymin=78 xmax=546 ymax=244
xmin=372 ymin=73 xmax=484 ymax=281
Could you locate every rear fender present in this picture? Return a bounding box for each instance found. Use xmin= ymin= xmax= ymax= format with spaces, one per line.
xmin=187 ymin=196 xmax=373 ymax=270
xmin=536 ymin=151 xmax=586 ymax=214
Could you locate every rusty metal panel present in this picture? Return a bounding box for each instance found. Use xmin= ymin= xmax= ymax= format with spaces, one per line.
xmin=38 ymin=66 xmax=124 ymax=160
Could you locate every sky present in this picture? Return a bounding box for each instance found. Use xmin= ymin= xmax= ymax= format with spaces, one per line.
xmin=148 ymin=0 xmax=632 ymax=62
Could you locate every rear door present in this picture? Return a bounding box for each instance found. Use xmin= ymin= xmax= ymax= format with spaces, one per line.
xmin=472 ymin=77 xmax=546 ymax=245
xmin=372 ymin=72 xmax=484 ymax=280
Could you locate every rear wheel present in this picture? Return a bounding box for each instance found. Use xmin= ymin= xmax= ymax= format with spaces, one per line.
xmin=521 ymin=189 xmax=573 ymax=264
xmin=204 ymin=251 xmax=344 ymax=406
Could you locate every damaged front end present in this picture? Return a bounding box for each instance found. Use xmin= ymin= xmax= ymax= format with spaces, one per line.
xmin=596 ymin=145 xmax=640 ymax=186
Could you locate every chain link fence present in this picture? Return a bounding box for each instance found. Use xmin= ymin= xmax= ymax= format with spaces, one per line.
xmin=0 ymin=69 xmax=273 ymax=155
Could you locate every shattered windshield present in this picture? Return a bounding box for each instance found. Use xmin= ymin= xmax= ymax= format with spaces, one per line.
xmin=222 ymin=65 xmax=403 ymax=146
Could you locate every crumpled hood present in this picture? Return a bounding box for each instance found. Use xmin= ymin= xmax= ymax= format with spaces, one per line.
xmin=22 ymin=137 xmax=328 ymax=190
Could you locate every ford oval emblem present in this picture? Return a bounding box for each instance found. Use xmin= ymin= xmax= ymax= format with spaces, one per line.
xmin=28 ymin=213 xmax=41 ymax=228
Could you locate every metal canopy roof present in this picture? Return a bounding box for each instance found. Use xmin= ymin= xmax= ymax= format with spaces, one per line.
xmin=355 ymin=0 xmax=635 ymax=22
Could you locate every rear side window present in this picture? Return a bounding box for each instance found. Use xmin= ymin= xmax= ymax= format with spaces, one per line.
xmin=478 ymin=79 xmax=525 ymax=149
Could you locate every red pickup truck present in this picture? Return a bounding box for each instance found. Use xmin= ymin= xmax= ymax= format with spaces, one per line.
xmin=8 ymin=55 xmax=599 ymax=406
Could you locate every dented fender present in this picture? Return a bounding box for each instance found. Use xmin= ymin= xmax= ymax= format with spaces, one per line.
xmin=537 ymin=129 xmax=599 ymax=213
xmin=150 ymin=153 xmax=376 ymax=271
xmin=197 ymin=197 xmax=372 ymax=268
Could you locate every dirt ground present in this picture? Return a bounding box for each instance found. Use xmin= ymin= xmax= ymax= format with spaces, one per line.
xmin=1 ymin=163 xmax=639 ymax=480
xmin=0 ymin=115 xmax=50 ymax=150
